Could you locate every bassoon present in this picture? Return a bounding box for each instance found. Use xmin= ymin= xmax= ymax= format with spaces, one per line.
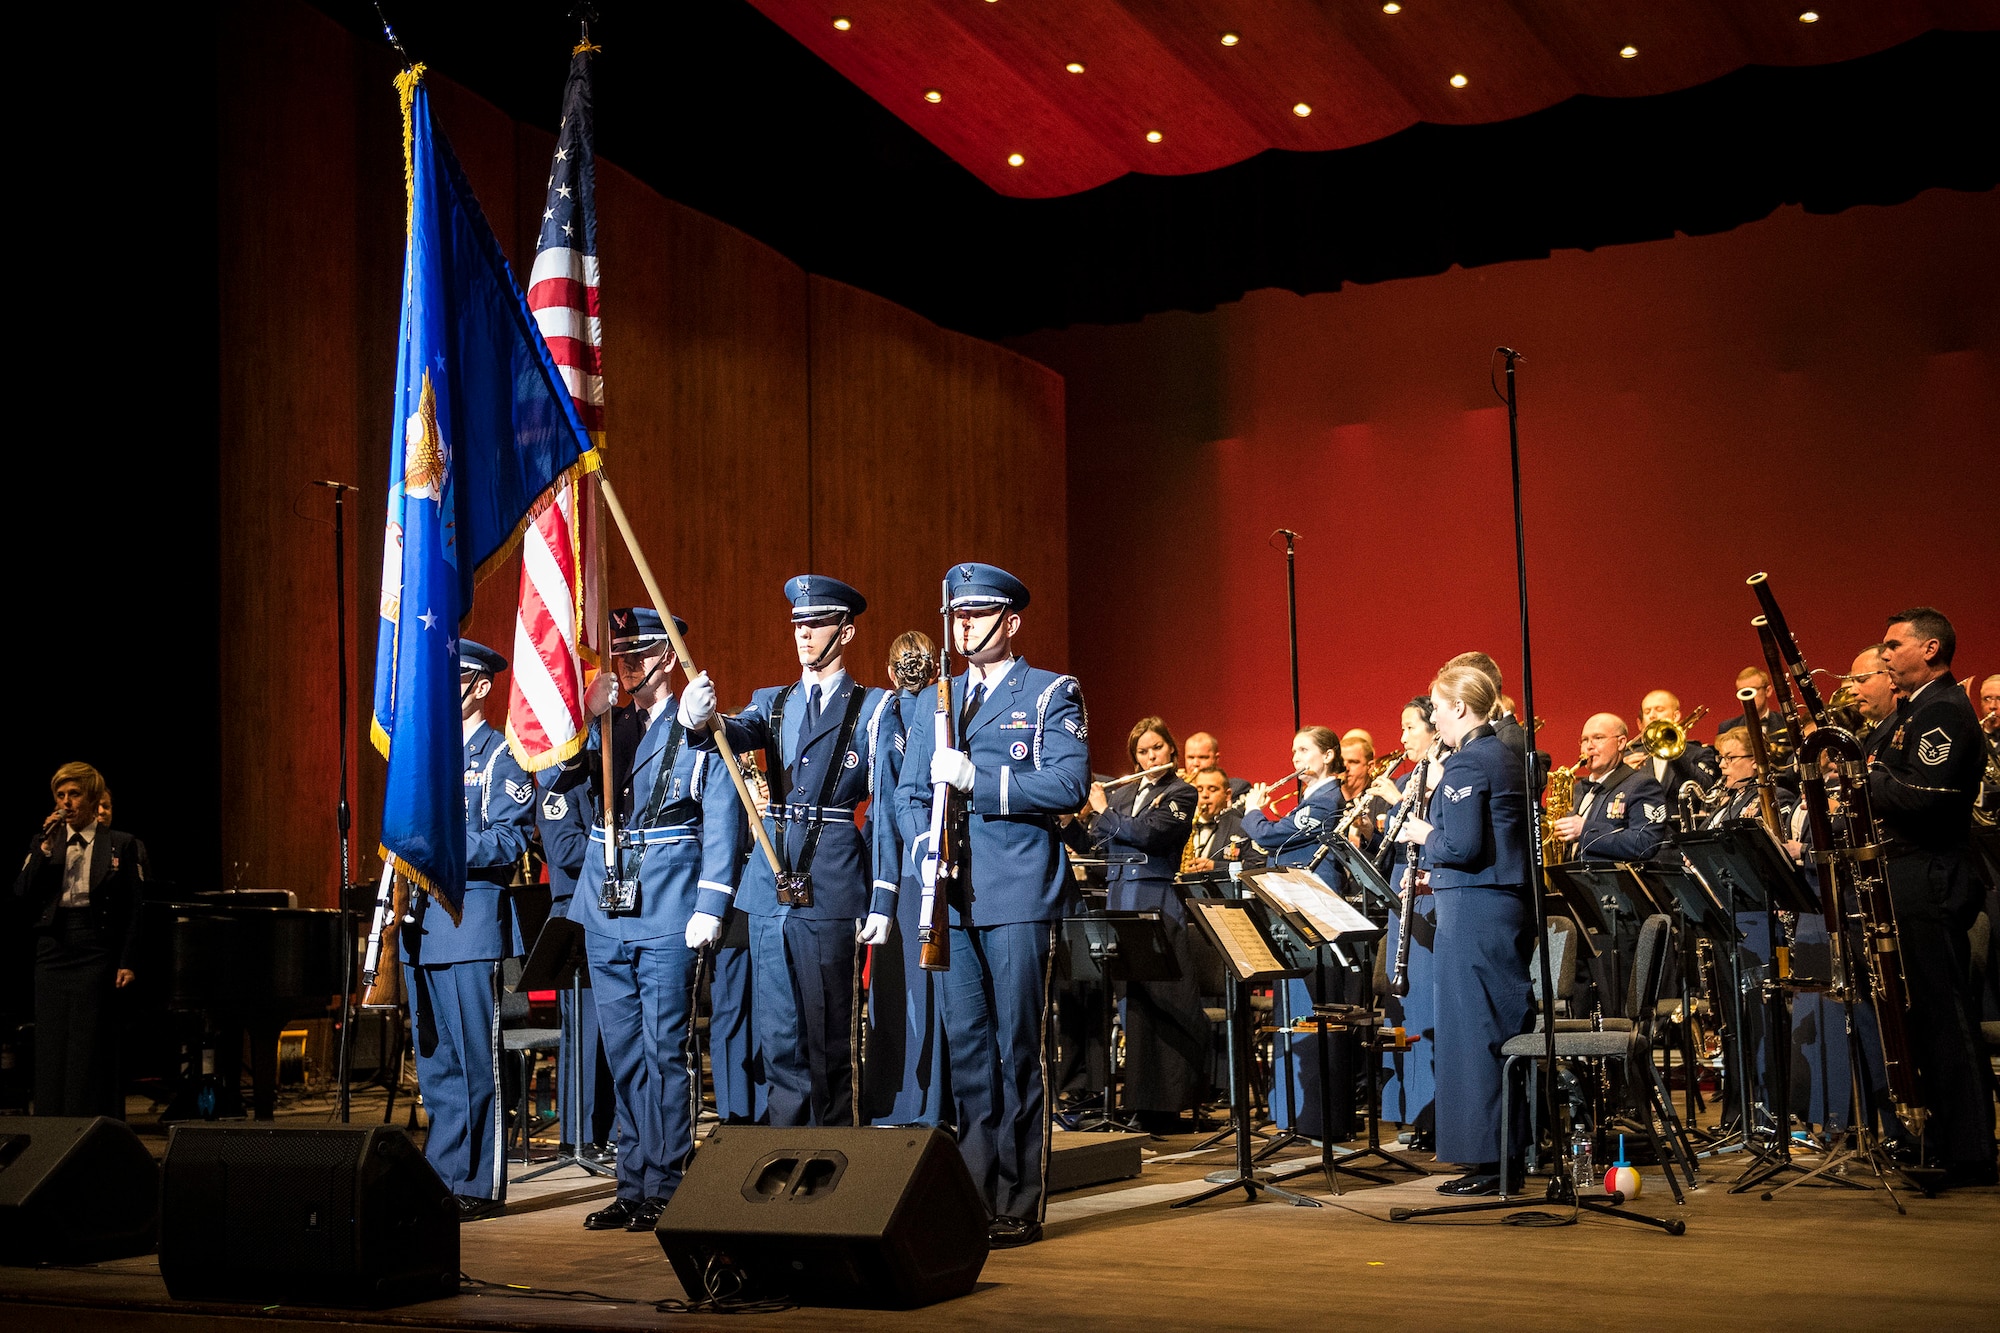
xmin=1747 ymin=573 xmax=1926 ymax=1138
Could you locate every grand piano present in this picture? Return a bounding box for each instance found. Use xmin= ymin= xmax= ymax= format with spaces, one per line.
xmin=149 ymin=893 xmax=354 ymax=1120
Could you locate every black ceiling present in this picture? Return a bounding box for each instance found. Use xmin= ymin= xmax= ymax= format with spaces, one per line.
xmin=315 ymin=4 xmax=1996 ymax=338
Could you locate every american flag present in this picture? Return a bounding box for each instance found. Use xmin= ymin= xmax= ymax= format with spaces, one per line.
xmin=507 ymin=39 xmax=605 ymax=772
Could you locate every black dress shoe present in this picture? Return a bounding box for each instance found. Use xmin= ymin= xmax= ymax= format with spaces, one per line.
xmin=987 ymin=1215 xmax=1042 ymax=1248
xmin=456 ymin=1194 xmax=506 ymax=1221
xmin=583 ymin=1197 xmax=643 ymax=1230
xmin=626 ymin=1197 xmax=669 ymax=1232
xmin=1436 ymin=1172 xmax=1502 ymax=1197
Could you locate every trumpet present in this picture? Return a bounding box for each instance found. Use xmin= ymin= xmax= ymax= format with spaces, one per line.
xmin=1627 ymin=705 xmax=1708 ymax=761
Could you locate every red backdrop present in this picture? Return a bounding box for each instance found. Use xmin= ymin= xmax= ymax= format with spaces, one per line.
xmin=1013 ymin=186 xmax=2000 ymax=778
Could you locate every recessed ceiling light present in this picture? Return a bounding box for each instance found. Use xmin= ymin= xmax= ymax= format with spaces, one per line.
xmin=832 ymin=16 xmax=850 ymax=31
xmin=1619 ymin=45 xmax=1638 ymax=58
xmin=1145 ymin=130 xmax=1163 ymax=143
xmin=1292 ymin=102 xmax=1312 ymax=117
xmin=924 ymin=89 xmax=942 ymax=103
xmin=1065 ymin=61 xmax=1085 ymax=74
xmin=1220 ymin=33 xmax=1240 ymax=47
xmin=1449 ymin=73 xmax=1469 ymax=88
xmin=1798 ymin=10 xmax=1819 ymax=21
xmin=1007 ymin=152 xmax=1025 ymax=167
xmin=1382 ymin=2 xmax=1401 ymax=12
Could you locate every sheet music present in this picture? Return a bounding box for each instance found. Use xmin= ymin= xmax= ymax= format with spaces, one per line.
xmin=1191 ymin=901 xmax=1284 ymax=980
xmin=1251 ymin=867 xmax=1377 ymax=943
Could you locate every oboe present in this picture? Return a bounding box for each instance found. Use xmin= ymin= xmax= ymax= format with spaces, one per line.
xmin=1388 ymin=746 xmax=1437 ymax=998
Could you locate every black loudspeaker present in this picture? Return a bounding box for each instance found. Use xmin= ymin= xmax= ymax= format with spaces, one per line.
xmin=159 ymin=1125 xmax=458 ymax=1307
xmin=655 ymin=1125 xmax=988 ymax=1309
xmin=0 ymin=1116 xmax=159 ymax=1263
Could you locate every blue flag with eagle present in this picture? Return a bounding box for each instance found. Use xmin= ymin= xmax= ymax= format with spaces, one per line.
xmin=372 ymin=66 xmax=600 ymax=919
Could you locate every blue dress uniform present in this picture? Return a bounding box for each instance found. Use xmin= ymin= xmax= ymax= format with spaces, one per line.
xmin=402 ymin=641 xmax=536 ymax=1206
xmin=1242 ymin=778 xmax=1348 ymax=1132
xmin=1569 ymin=764 xmax=1670 ymax=864
xmin=1087 ymin=772 xmax=1207 ymax=1116
xmin=1423 ymin=724 xmax=1534 ymax=1169
xmin=1864 ymin=670 xmax=1996 ymax=1180
xmin=703 ymin=576 xmax=887 ymax=1128
xmin=866 ymin=687 xmax=950 ymax=1126
xmin=560 ymin=609 xmax=747 ymax=1219
xmin=534 ymin=768 xmax=609 ymax=1146
xmin=895 ymin=564 xmax=1091 ymax=1233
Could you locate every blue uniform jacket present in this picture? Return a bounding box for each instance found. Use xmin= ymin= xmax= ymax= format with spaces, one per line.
xmin=1868 ymin=671 xmax=1983 ymax=853
xmin=704 ymin=673 xmax=887 ymax=921
xmin=535 ymin=768 xmax=593 ymax=912
xmin=866 ymin=689 xmax=918 ymax=912
xmin=1242 ymin=778 xmax=1347 ymax=889
xmin=895 ymin=659 xmax=1091 ymax=927
xmin=1570 ymin=762 xmax=1669 ymax=863
xmin=405 ymin=723 xmax=536 ymax=966
xmin=569 ymin=701 xmax=745 ymax=943
xmin=1086 ymin=775 xmax=1196 ymax=921
xmin=1423 ymin=729 xmax=1532 ymax=890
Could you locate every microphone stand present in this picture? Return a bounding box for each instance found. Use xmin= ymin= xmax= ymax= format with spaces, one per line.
xmin=322 ymin=481 xmax=358 ymax=1124
xmin=1390 ymin=351 xmax=1681 ymax=1234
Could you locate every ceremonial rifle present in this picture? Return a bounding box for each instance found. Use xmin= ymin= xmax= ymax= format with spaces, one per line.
xmin=918 ymin=579 xmax=961 ymax=971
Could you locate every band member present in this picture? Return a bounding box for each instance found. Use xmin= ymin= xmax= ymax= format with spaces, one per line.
xmin=1392 ymin=663 xmax=1533 ymax=1196
xmin=534 ymin=765 xmax=612 ymax=1154
xmin=1867 ymin=607 xmax=1996 ymax=1187
xmin=1339 ymin=731 xmax=1395 ymax=849
xmin=403 ymin=641 xmax=537 ymax=1220
xmin=14 ymin=762 xmax=142 ymax=1118
xmin=1241 ymin=726 xmax=1348 ymax=1133
xmin=1717 ymin=666 xmax=1792 ymax=772
xmin=1373 ymin=698 xmax=1443 ymax=1140
xmin=1980 ymin=674 xmax=1999 ymax=732
xmin=1183 ymin=731 xmax=1251 ymax=799
xmin=94 ymin=789 xmax=151 ymax=883
xmin=1444 ymin=652 xmax=1526 ymax=757
xmin=1631 ymin=690 xmax=1720 ymax=799
xmin=896 ymin=563 xmax=1090 ymax=1248
xmin=1081 ymin=718 xmax=1204 ymax=1130
xmin=559 ymin=608 xmax=745 ymax=1230
xmin=1552 ymin=714 xmax=1669 ymax=864
xmin=1843 ymin=646 xmax=1900 ymax=752
xmin=1183 ymin=769 xmax=1256 ymax=872
xmin=867 ymin=631 xmax=949 ymax=1127
xmin=680 ymin=576 xmax=889 ymax=1129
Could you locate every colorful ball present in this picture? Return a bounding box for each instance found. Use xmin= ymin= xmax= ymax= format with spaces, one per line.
xmin=1605 ymin=1164 xmax=1642 ymax=1199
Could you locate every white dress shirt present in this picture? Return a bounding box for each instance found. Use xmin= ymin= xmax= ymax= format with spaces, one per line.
xmin=59 ymin=823 xmax=95 ymax=908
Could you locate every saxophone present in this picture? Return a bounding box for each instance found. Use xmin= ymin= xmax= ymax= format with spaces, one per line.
xmin=1541 ymin=753 xmax=1588 ymax=866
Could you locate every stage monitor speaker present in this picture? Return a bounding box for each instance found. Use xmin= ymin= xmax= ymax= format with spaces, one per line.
xmin=655 ymin=1125 xmax=988 ymax=1309
xmin=159 ymin=1124 xmax=458 ymax=1308
xmin=0 ymin=1115 xmax=159 ymax=1264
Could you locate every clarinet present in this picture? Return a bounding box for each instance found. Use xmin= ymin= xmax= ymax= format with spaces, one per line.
xmin=1388 ymin=747 xmax=1436 ymax=998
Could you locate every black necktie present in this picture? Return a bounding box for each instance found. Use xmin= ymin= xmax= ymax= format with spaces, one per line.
xmin=962 ymin=682 xmax=986 ymax=734
xmin=805 ymin=684 xmax=822 ymax=730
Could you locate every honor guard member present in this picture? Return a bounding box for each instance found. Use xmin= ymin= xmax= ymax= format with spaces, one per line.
xmin=1078 ymin=718 xmax=1204 ymax=1129
xmin=896 ymin=563 xmax=1091 ymax=1248
xmin=866 ymin=631 xmax=950 ymax=1126
xmin=1867 ymin=608 xmax=1996 ymax=1188
xmin=678 ymin=576 xmax=891 ymax=1129
xmin=1393 ymin=663 xmax=1534 ymax=1196
xmin=534 ymin=766 xmax=611 ymax=1155
xmin=559 ymin=607 xmax=746 ymax=1231
xmin=402 ymin=640 xmax=536 ymax=1221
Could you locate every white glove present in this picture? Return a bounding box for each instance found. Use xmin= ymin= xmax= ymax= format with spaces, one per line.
xmin=931 ymin=747 xmax=976 ymax=793
xmin=677 ymin=671 xmax=716 ymax=730
xmin=857 ymin=912 xmax=893 ymax=946
xmin=684 ymin=910 xmax=723 ymax=949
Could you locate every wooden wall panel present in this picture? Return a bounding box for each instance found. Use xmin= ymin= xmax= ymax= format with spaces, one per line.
xmin=217 ymin=0 xmax=1060 ymax=906
xmin=808 ymin=276 xmax=1069 ymax=685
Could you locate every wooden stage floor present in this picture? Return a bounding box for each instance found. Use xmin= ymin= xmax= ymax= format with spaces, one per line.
xmin=4 ymin=1094 xmax=1996 ymax=1332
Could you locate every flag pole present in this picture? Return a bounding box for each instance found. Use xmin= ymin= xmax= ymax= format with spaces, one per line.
xmin=597 ymin=474 xmax=783 ymax=877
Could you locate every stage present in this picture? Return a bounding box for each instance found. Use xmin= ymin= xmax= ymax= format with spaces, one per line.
xmin=4 ymin=1094 xmax=1995 ymax=1332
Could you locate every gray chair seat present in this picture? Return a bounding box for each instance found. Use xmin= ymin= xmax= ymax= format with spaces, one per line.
xmin=504 ymin=1026 xmax=561 ymax=1054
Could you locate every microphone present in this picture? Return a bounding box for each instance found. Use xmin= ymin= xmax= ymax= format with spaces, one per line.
xmin=312 ymin=480 xmax=361 ymax=492
xmin=1496 ymin=347 xmax=1525 ymax=361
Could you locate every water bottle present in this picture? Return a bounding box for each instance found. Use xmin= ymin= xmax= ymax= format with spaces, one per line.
xmin=1569 ymin=1123 xmax=1593 ymax=1193
xmin=197 ymin=1044 xmax=221 ymax=1120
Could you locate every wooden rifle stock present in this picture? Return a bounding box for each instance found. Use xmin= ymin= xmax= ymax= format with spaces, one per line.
xmin=359 ymin=861 xmax=407 ymax=1009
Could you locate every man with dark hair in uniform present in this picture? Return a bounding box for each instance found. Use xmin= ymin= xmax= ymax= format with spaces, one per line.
xmin=897 ymin=563 xmax=1090 ymax=1248
xmin=403 ymin=641 xmax=537 ymax=1221
xmin=1869 ymin=607 xmax=1996 ymax=1188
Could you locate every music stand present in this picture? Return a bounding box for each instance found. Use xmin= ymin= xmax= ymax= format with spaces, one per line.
xmin=1059 ymin=911 xmax=1179 ymax=1133
xmin=1546 ymin=863 xmax=1647 ymax=1014
xmin=1174 ymin=899 xmax=1315 ymax=1210
xmin=1173 ymin=872 xmax=1279 ymax=1154
xmin=511 ymin=916 xmax=612 ymax=1182
xmin=1635 ymin=859 xmax=1732 ymax=1131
